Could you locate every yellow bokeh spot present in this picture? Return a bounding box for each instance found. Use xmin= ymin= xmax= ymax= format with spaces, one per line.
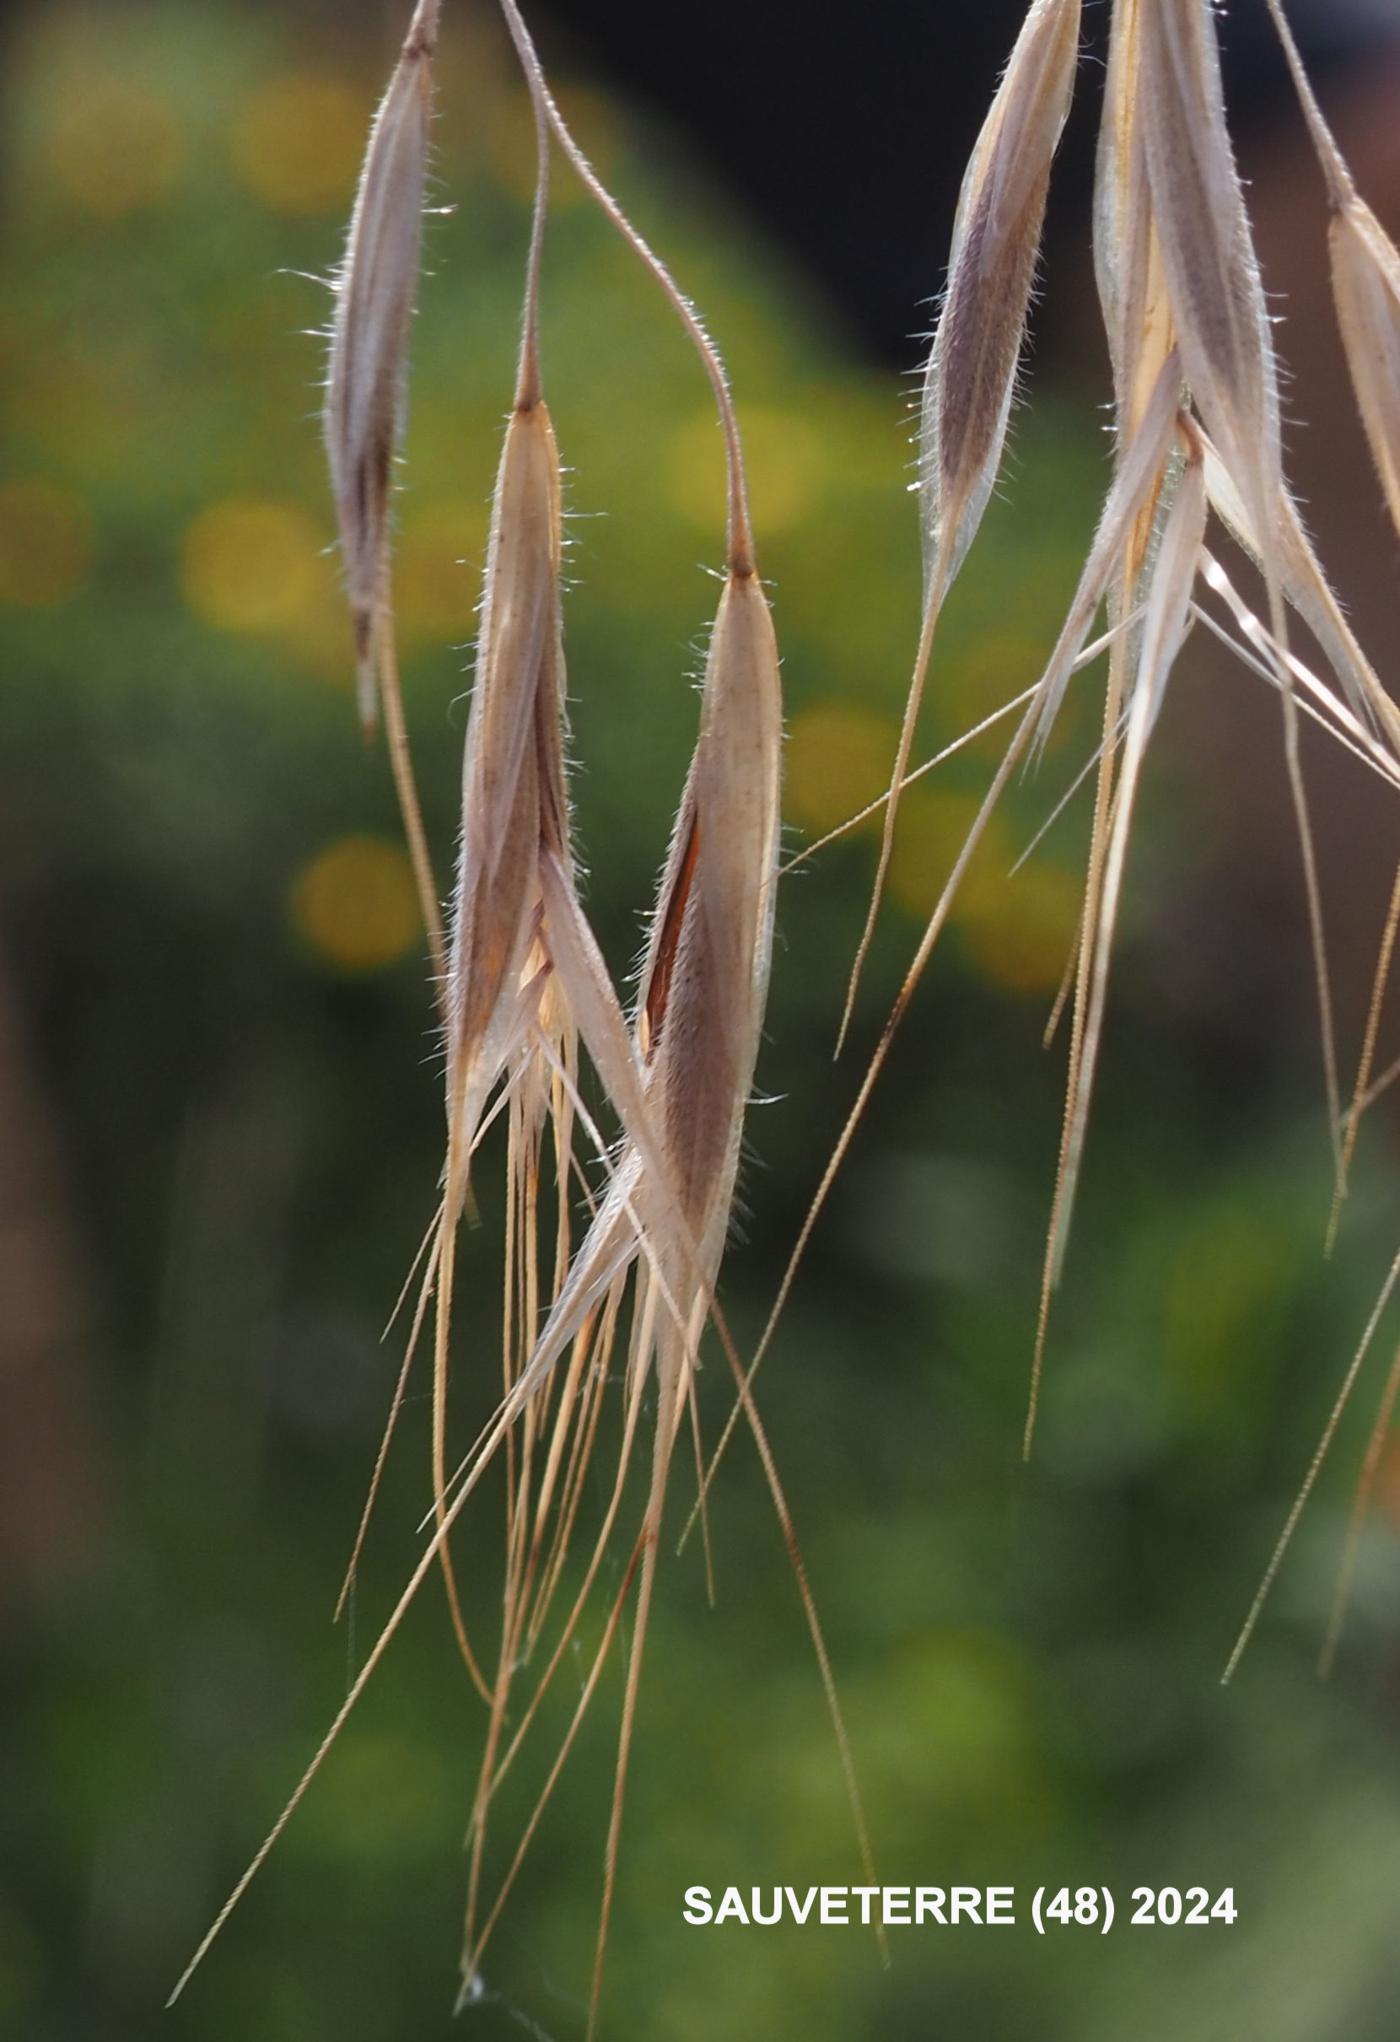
xmin=0 ymin=480 xmax=91 ymax=607
xmin=292 ymin=836 xmax=421 ymax=973
xmin=886 ymin=787 xmax=1012 ymax=923
xmin=959 ymin=861 xmax=1083 ymax=996
xmin=786 ymin=702 xmax=896 ymax=840
xmin=183 ymin=498 xmax=323 ymax=633
xmin=668 ymin=406 xmax=827 ymax=537
xmin=44 ymin=76 xmax=185 ymax=217
xmin=232 ymin=72 xmax=367 ymax=214
xmin=395 ymin=502 xmax=487 ymax=646
xmin=282 ymin=564 xmax=360 ymax=689
xmin=489 ymin=83 xmax=616 ymax=206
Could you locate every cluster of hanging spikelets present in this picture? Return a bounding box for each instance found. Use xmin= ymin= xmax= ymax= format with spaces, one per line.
xmin=694 ymin=0 xmax=1400 ymax=1676
xmin=173 ymin=0 xmax=874 ymax=2030
xmin=173 ymin=0 xmax=1400 ymax=2026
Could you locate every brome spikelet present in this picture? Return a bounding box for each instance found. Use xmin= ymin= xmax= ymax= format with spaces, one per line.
xmin=323 ymin=0 xmax=444 ymax=973
xmin=842 ymin=0 xmax=1081 ymax=1042
xmin=324 ymin=0 xmax=437 ymax=730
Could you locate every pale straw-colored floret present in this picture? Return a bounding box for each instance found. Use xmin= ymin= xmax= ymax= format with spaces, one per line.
xmin=1262 ymin=0 xmax=1400 ymax=559
xmin=921 ymin=0 xmax=1082 ymax=597
xmin=428 ymin=382 xmax=578 ymax=1702
xmin=1331 ymin=199 xmax=1400 ymax=549
xmin=1138 ymin=0 xmax=1282 ymax=553
xmin=1095 ymin=0 xmax=1177 ymax=440
xmin=442 ymin=394 xmax=572 ymax=1201
xmin=451 ymin=565 xmax=786 ymax=2023
xmin=840 ymin=0 xmax=1081 ymax=1044
xmin=322 ymin=0 xmax=444 ymax=976
xmin=324 ymin=0 xmax=437 ymax=730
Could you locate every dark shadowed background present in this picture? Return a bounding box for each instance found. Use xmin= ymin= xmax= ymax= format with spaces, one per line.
xmin=5 ymin=2 xmax=1400 ymax=2038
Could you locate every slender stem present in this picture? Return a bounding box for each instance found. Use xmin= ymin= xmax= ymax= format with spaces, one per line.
xmin=1222 ymin=1236 xmax=1400 ymax=1685
xmin=836 ymin=556 xmax=949 ymax=1056
xmin=377 ymin=611 xmax=446 ymax=983
xmin=494 ymin=0 xmax=755 ymax=575
xmin=1027 ymin=618 xmax=1128 ymax=1459
xmin=1319 ymin=1337 xmax=1400 ymax=1678
xmin=511 ymin=0 xmax=550 ymax=410
xmin=1327 ymin=859 xmax=1400 ymax=1256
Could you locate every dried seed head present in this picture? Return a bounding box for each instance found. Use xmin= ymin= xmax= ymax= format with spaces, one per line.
xmin=497 ymin=569 xmax=784 ymax=1385
xmin=638 ymin=569 xmax=783 ymax=1252
xmin=844 ymin=0 xmax=1080 ymax=1050
xmin=1031 ymin=346 xmax=1181 ymax=744
xmin=324 ymin=0 xmax=437 ymax=730
xmin=1331 ymin=194 xmax=1400 ymax=548
xmin=921 ymin=0 xmax=1081 ymax=597
xmin=1095 ymin=0 xmax=1177 ymax=441
xmin=445 ymin=393 xmax=569 ymax=1174
xmin=1138 ymin=0 xmax=1282 ymax=548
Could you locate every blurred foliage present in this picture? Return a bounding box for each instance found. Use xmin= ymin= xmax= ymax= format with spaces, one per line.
xmin=4 ymin=4 xmax=1400 ymax=2041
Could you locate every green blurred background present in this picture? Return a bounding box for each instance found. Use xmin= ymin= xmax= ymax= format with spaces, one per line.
xmin=5 ymin=4 xmax=1400 ymax=2038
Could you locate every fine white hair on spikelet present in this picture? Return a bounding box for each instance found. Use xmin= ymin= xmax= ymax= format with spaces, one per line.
xmin=324 ymin=0 xmax=437 ymax=731
xmin=840 ymin=0 xmax=1083 ymax=1048
xmin=322 ymin=0 xmax=444 ymax=975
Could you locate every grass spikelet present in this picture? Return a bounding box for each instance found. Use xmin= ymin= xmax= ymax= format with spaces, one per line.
xmin=1138 ymin=0 xmax=1281 ymax=546
xmin=1262 ymin=0 xmax=1400 ymax=553
xmin=1140 ymin=0 xmax=1341 ymax=1191
xmin=577 ymin=561 xmax=784 ymax=2034
xmin=693 ymin=351 xmax=1184 ymax=1509
xmin=415 ymin=564 xmax=785 ymax=2017
xmin=920 ymin=0 xmax=1082 ymax=598
xmin=639 ymin=566 xmax=783 ymax=1252
xmin=429 ymin=11 xmax=872 ymax=2021
xmin=173 ymin=0 xmax=1400 ymax=2015
xmin=454 ymin=553 xmax=878 ymax=2032
xmin=839 ymin=0 xmax=1081 ymax=1047
xmin=1331 ymin=196 xmax=1400 ymax=546
xmin=441 ymin=394 xmax=569 ymax=1199
xmin=324 ymin=0 xmax=437 ymax=732
xmin=1024 ymin=0 xmax=1183 ymax=1456
xmin=323 ymin=0 xmax=444 ymax=975
xmin=1095 ymin=0 xmax=1176 ymax=434
xmin=428 ymin=57 xmax=568 ymax=1697
xmin=1258 ymin=0 xmax=1400 ymax=1239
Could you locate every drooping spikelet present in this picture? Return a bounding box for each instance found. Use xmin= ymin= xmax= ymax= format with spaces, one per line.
xmin=1138 ymin=0 xmax=1282 ymax=553
xmin=842 ymin=0 xmax=1081 ymax=1042
xmin=319 ymin=0 xmax=445 ymax=981
xmin=427 ymin=379 xmax=579 ymax=1699
xmin=1261 ymin=0 xmax=1400 ymax=559
xmin=921 ymin=0 xmax=1082 ymax=596
xmin=170 ymin=7 xmax=801 ymax=2010
xmin=442 ymin=392 xmax=572 ymax=1195
xmin=450 ymin=557 xmax=788 ymax=2037
xmin=1095 ymin=0 xmax=1177 ymax=438
xmin=324 ymin=0 xmax=437 ymax=731
xmin=1211 ymin=0 xmax=1400 ymax=1680
xmin=1331 ymin=196 xmax=1400 ymax=542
